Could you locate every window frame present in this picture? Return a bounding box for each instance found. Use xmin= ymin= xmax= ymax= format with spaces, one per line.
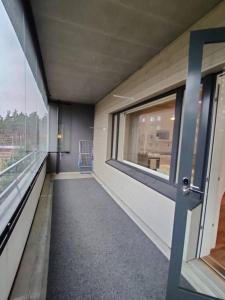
xmin=108 ymin=87 xmax=184 ymax=188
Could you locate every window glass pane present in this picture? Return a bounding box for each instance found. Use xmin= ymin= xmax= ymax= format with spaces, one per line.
xmin=123 ymin=95 xmax=176 ymax=178
xmin=26 ymin=62 xmax=48 ymax=155
xmin=0 ymin=2 xmax=48 ymax=235
xmin=191 ymin=87 xmax=203 ymax=184
xmin=0 ymin=1 xmax=26 ymax=181
xmin=111 ymin=114 xmax=118 ymax=159
xmin=117 ymin=113 xmax=126 ymax=161
xmin=175 ymin=86 xmax=203 ymax=184
xmin=26 ymin=63 xmax=39 ymax=153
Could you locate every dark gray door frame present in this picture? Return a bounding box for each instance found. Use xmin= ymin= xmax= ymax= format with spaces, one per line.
xmin=166 ymin=27 xmax=225 ymax=300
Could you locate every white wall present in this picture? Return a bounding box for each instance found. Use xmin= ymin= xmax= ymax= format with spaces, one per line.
xmin=0 ymin=163 xmax=46 ymax=300
xmin=93 ymin=2 xmax=225 ymax=254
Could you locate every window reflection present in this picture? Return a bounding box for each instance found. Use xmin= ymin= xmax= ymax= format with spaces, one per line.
xmin=123 ymin=95 xmax=176 ymax=178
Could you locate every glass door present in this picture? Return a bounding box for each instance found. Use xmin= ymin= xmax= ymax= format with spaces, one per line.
xmin=166 ymin=28 xmax=225 ymax=300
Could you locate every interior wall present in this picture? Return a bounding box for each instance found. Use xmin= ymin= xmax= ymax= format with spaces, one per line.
xmin=93 ymin=2 xmax=225 ymax=252
xmin=48 ymin=102 xmax=94 ymax=173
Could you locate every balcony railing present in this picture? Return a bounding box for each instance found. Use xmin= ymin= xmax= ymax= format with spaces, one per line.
xmin=0 ymin=151 xmax=45 ymax=203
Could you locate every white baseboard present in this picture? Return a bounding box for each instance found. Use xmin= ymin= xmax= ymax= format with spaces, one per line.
xmin=51 ymin=172 xmax=93 ymax=180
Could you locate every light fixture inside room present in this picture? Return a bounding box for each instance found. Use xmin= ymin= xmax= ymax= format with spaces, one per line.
xmin=170 ymin=116 xmax=175 ymax=121
xmin=150 ymin=116 xmax=155 ymax=122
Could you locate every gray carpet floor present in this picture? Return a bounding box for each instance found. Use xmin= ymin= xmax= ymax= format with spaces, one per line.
xmin=47 ymin=178 xmax=171 ymax=300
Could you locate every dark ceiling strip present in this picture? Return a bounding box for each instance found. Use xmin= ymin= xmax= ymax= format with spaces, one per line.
xmin=22 ymin=0 xmax=50 ymax=99
xmin=49 ymin=99 xmax=95 ymax=106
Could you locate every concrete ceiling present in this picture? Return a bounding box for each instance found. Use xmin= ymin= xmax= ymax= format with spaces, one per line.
xmin=30 ymin=0 xmax=221 ymax=104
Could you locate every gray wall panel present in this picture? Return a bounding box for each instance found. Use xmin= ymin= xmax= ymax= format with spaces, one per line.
xmin=47 ymin=153 xmax=57 ymax=173
xmin=47 ymin=103 xmax=58 ymax=173
xmin=48 ymin=102 xmax=94 ymax=173
xmin=48 ymin=103 xmax=58 ymax=152
xmin=59 ymin=104 xmax=94 ymax=172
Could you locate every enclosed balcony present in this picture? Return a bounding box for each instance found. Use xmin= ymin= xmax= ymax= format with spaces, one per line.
xmin=1 ymin=1 xmax=225 ymax=300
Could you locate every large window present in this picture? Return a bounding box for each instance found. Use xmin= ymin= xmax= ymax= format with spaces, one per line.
xmin=123 ymin=95 xmax=176 ymax=179
xmin=110 ymin=91 xmax=182 ymax=185
xmin=0 ymin=2 xmax=48 ymax=235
